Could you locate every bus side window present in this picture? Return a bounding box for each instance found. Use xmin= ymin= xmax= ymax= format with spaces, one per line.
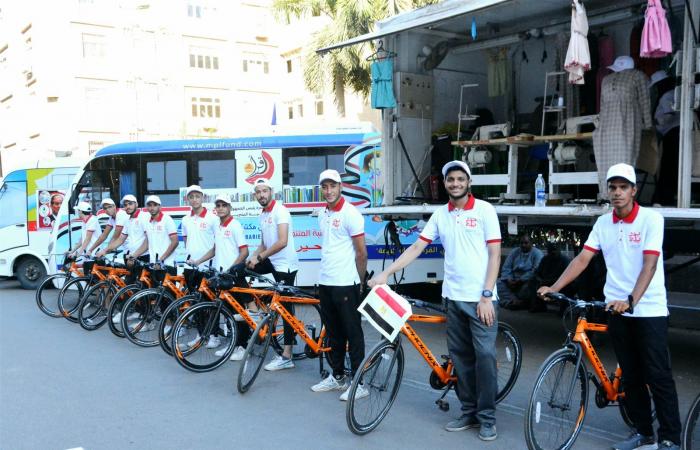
xmin=198 ymin=159 xmax=235 ymax=188
xmin=146 ymin=160 xmax=187 ymax=206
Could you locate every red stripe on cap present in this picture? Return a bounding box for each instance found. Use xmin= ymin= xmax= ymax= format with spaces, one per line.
xmin=643 ymin=250 xmax=660 ymax=256
xmin=375 ymin=286 xmax=407 ymax=317
xmin=583 ymin=245 xmax=599 ymax=253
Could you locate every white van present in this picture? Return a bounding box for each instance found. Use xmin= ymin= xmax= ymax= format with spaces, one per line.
xmin=0 ymin=160 xmax=80 ymax=288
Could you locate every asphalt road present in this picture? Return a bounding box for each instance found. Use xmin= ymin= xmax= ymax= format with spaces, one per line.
xmin=1 ymin=278 xmax=699 ymax=450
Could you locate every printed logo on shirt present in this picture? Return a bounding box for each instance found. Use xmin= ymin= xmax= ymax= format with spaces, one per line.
xmin=332 ymin=218 xmax=341 ymax=228
xmin=224 ymin=230 xmax=232 ymax=238
xmin=266 ymin=217 xmax=273 ymax=224
xmin=464 ymin=218 xmax=478 ymax=228
xmin=199 ymin=222 xmax=208 ymax=230
xmin=629 ymin=231 xmax=641 ymax=245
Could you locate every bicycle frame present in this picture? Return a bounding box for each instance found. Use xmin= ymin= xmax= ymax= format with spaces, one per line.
xmin=400 ymin=314 xmax=455 ymax=385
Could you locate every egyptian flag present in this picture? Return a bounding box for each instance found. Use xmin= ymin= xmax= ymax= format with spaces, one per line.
xmin=358 ymin=285 xmax=412 ymax=341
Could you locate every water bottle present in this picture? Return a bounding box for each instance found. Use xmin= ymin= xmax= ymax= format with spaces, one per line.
xmin=535 ymin=174 xmax=546 ymax=207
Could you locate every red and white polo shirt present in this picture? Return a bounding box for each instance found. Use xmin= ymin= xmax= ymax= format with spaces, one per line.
xmin=419 ymin=195 xmax=501 ymax=302
xmin=81 ymin=214 xmax=101 ymax=256
xmin=145 ymin=212 xmax=178 ymax=266
xmin=121 ymin=209 xmax=149 ymax=257
xmin=318 ymin=197 xmax=365 ymax=286
xmin=214 ymin=216 xmax=248 ymax=271
xmin=583 ymin=202 xmax=667 ymax=317
xmin=259 ymin=200 xmax=298 ymax=272
xmin=182 ymin=207 xmax=217 ymax=269
xmin=107 ymin=209 xmax=129 ymax=231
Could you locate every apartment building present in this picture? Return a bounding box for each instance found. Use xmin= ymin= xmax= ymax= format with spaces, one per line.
xmin=0 ymin=0 xmax=281 ymax=174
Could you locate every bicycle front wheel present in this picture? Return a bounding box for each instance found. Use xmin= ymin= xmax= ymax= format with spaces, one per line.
xmin=496 ymin=321 xmax=522 ymax=403
xmin=683 ymin=393 xmax=700 ymax=450
xmin=237 ymin=314 xmax=273 ymax=394
xmin=122 ymin=288 xmax=174 ymax=347
xmin=171 ymin=302 xmax=237 ymax=372
xmin=58 ymin=276 xmax=90 ymax=323
xmin=525 ymin=349 xmax=589 ymax=450
xmin=78 ymin=280 xmax=114 ymax=330
xmin=346 ymin=339 xmax=405 ymax=435
xmin=36 ymin=273 xmax=70 ymax=317
xmin=107 ymin=283 xmax=141 ymax=338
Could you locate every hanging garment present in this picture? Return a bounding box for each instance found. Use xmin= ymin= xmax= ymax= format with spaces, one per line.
xmin=631 ymin=23 xmax=661 ymax=77
xmin=641 ymin=0 xmax=672 ymax=58
xmin=596 ymin=35 xmax=614 ymax=112
xmin=593 ymin=69 xmax=652 ymax=198
xmin=564 ymin=0 xmax=591 ymax=84
xmin=487 ymin=48 xmax=508 ymax=97
xmin=370 ymin=59 xmax=397 ymax=109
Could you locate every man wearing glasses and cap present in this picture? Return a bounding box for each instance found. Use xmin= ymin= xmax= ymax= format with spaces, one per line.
xmin=131 ymin=195 xmax=179 ymax=271
xmin=538 ymin=163 xmax=681 ymax=450
xmin=92 ymin=198 xmax=129 ymax=256
xmin=98 ymin=195 xmax=149 ymax=265
xmin=188 ymin=194 xmax=249 ymax=360
xmin=246 ymin=177 xmax=299 ymax=372
xmin=369 ymin=160 xmax=502 ymax=441
xmin=69 ymin=201 xmax=102 ymax=257
xmin=310 ymin=169 xmax=368 ymax=400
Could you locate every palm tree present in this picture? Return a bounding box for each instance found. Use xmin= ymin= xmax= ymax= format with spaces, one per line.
xmin=271 ymin=0 xmax=438 ymax=117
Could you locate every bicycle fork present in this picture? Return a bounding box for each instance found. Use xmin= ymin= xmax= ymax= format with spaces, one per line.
xmin=549 ymin=345 xmax=585 ymax=412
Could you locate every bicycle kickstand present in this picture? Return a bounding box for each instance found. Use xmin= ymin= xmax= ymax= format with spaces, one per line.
xmin=435 ymin=381 xmax=454 ymax=412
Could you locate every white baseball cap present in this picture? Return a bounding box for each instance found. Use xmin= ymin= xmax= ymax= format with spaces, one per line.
xmin=608 ymin=56 xmax=634 ymax=72
xmin=607 ymin=163 xmax=636 ymax=185
xmin=253 ymin=178 xmax=272 ymax=190
xmin=441 ymin=160 xmax=472 ymax=179
xmin=649 ymin=70 xmax=669 ymax=87
xmin=121 ymin=194 xmax=137 ymax=204
xmin=318 ymin=169 xmax=341 ymax=184
xmin=101 ymin=198 xmax=116 ymax=207
xmin=145 ymin=195 xmax=162 ymax=205
xmin=185 ymin=185 xmax=203 ymax=196
xmin=76 ymin=201 xmax=92 ymax=213
xmin=214 ymin=194 xmax=231 ymax=205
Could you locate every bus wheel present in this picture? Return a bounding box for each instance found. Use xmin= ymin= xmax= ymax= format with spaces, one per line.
xmin=16 ymin=257 xmax=47 ymax=290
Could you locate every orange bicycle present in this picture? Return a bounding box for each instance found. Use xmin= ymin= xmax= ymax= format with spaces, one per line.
xmin=57 ymin=256 xmax=113 ymax=323
xmin=36 ymin=254 xmax=83 ymax=317
xmin=345 ymin=297 xmax=522 ymax=435
xmin=106 ymin=259 xmax=153 ymax=338
xmin=236 ymin=269 xmax=332 ymax=394
xmin=524 ymin=292 xmax=645 ymax=450
xmin=77 ymin=252 xmax=132 ymax=330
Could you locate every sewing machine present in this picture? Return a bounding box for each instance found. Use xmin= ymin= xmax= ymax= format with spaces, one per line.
xmin=547 ymin=115 xmax=599 ymax=200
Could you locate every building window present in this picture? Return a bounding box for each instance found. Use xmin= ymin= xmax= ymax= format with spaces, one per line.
xmin=189 ymin=47 xmax=220 ymax=70
xmin=82 ymin=33 xmax=106 ymax=59
xmin=287 ymin=106 xmax=293 ymax=120
xmin=187 ymin=3 xmax=216 ymax=19
xmin=191 ymin=97 xmax=221 ymax=118
xmin=286 ymin=59 xmax=292 ymax=73
xmin=315 ymin=100 xmax=324 ymax=116
xmin=297 ymin=103 xmax=303 ymax=118
xmin=242 ymin=54 xmax=269 ymax=75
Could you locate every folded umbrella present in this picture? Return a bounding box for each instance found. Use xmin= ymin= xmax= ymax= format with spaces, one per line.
xmin=564 ymin=0 xmax=591 ymax=85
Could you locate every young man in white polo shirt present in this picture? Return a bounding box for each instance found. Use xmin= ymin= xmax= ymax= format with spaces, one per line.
xmin=311 ymin=169 xmax=368 ymax=400
xmin=246 ymin=178 xmax=299 ymax=371
xmin=189 ymin=194 xmax=249 ymax=360
xmin=100 ymin=195 xmax=149 ymax=263
xmin=132 ymin=195 xmax=178 ymax=270
xmin=538 ymin=163 xmax=681 ymax=450
xmin=369 ymin=161 xmax=502 ymax=441
xmin=92 ymin=198 xmax=129 ymax=256
xmin=69 ymin=201 xmax=101 ymax=257
xmin=181 ymin=185 xmax=217 ymax=287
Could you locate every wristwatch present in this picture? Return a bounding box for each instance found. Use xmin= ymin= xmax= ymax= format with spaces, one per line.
xmin=627 ymin=295 xmax=635 ymax=314
xmin=482 ymin=289 xmax=493 ymax=298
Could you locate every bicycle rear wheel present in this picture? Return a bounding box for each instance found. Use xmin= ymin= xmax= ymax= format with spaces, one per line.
xmin=683 ymin=393 xmax=700 ymax=450
xmin=107 ymin=283 xmax=140 ymax=338
xmin=237 ymin=314 xmax=273 ymax=394
xmin=58 ymin=276 xmax=90 ymax=323
xmin=36 ymin=273 xmax=70 ymax=317
xmin=496 ymin=321 xmax=522 ymax=403
xmin=121 ymin=288 xmax=174 ymax=347
xmin=78 ymin=280 xmax=114 ymax=330
xmin=171 ymin=302 xmax=236 ymax=372
xmin=525 ymin=349 xmax=588 ymax=450
xmin=346 ymin=339 xmax=405 ymax=435
xmin=159 ymin=294 xmax=201 ymax=356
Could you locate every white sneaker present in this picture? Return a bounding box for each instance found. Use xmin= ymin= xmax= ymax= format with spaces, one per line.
xmin=264 ymin=355 xmax=295 ymax=371
xmin=138 ymin=321 xmax=155 ymax=332
xmin=214 ymin=345 xmax=231 ymax=357
xmin=205 ymin=336 xmax=221 ymax=349
xmin=311 ymin=374 xmax=348 ymax=392
xmin=229 ymin=346 xmax=245 ymax=361
xmin=186 ymin=334 xmax=202 ymax=347
xmin=233 ymin=310 xmax=262 ymax=322
xmin=126 ymin=312 xmax=141 ymax=320
xmin=112 ymin=312 xmax=122 ymax=324
xmin=162 ymin=324 xmax=172 ymax=335
xmin=339 ymin=383 xmax=369 ymax=401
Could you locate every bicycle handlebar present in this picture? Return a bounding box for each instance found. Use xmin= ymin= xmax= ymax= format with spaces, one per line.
xmin=544 ymin=292 xmax=608 ymax=310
